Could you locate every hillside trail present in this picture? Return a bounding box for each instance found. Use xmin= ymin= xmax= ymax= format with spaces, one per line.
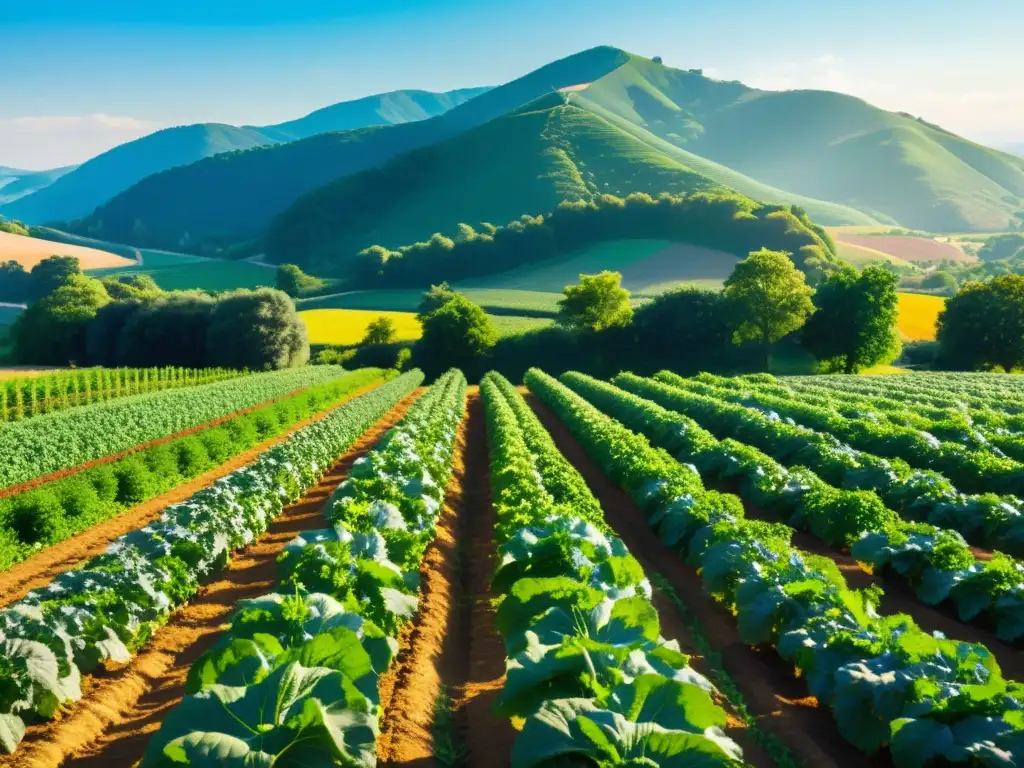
xmin=0 ymin=388 xmax=423 ymax=768
xmin=376 ymin=388 xmax=515 ymax=768
xmin=525 ymin=391 xmax=876 ymax=768
xmin=732 ymin=490 xmax=1024 ymax=679
xmin=0 ymin=377 xmax=387 ymax=610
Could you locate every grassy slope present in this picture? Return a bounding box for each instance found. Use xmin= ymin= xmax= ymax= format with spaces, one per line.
xmin=276 ymin=99 xmax=725 ymax=272
xmin=71 ymin=47 xmax=632 ymax=252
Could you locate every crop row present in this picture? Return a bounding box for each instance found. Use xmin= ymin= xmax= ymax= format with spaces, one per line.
xmin=789 ymin=373 xmax=1024 ymax=416
xmin=525 ymin=368 xmax=1024 ymax=764
xmin=645 ymin=372 xmax=1024 ymax=558
xmin=141 ymin=369 xmax=465 ymax=766
xmin=0 ymin=365 xmax=347 ymax=490
xmin=572 ymin=372 xmax=1024 ymax=643
xmin=0 ymin=368 xmax=390 ymax=571
xmin=657 ymin=371 xmax=1024 ymax=499
xmin=0 ymin=367 xmax=243 ymax=424
xmin=0 ymin=370 xmax=423 ymax=755
xmin=731 ymin=374 xmax=1024 ymax=460
xmin=480 ymin=372 xmax=742 ymax=767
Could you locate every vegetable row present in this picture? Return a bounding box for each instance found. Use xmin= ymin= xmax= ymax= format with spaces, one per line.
xmin=656 ymin=370 xmax=1024 ymax=499
xmin=526 ymin=367 xmax=1024 ymax=765
xmin=0 ymin=365 xmax=347 ymax=490
xmin=0 ymin=370 xmax=423 ymax=755
xmin=648 ymin=372 xmax=1024 ymax=559
xmin=0 ymin=367 xmax=243 ymax=424
xmin=0 ymin=368 xmax=389 ymax=571
xmin=480 ymin=372 xmax=743 ymax=768
xmin=141 ymin=369 xmax=465 ymax=767
xmin=579 ymin=372 xmax=1024 ymax=643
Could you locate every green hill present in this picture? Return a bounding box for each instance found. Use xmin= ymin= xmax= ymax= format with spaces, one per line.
xmin=1 ymin=88 xmax=486 ymax=226
xmin=0 ymin=165 xmax=78 ymax=205
xmin=66 ymin=47 xmax=636 ymax=253
xmin=268 ymin=97 xmax=728 ymax=271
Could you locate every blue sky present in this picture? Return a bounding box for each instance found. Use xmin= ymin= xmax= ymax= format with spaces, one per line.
xmin=4 ymin=0 xmax=1023 ymax=168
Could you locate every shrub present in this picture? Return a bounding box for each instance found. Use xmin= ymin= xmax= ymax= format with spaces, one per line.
xmin=115 ymin=458 xmax=158 ymax=506
xmin=175 ymin=437 xmax=212 ymax=477
xmin=143 ymin=443 xmax=183 ymax=485
xmin=9 ymin=489 xmax=68 ymax=545
xmin=88 ymin=465 xmax=120 ymax=502
xmin=56 ymin=477 xmax=104 ymax=521
xmin=199 ymin=428 xmax=235 ymax=463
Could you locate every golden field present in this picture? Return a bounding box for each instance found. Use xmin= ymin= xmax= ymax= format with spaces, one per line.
xmin=299 ymin=309 xmax=422 ymax=346
xmin=0 ymin=230 xmax=135 ymax=270
xmin=896 ymin=292 xmax=945 ymax=341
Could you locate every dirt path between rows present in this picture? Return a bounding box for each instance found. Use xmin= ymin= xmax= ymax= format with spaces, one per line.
xmin=0 ymin=389 xmax=423 ymax=768
xmin=525 ymin=393 xmax=873 ymax=768
xmin=0 ymin=378 xmax=386 ymax=610
xmin=733 ymin=492 xmax=1024 ymax=680
xmin=452 ymin=392 xmax=517 ymax=768
xmin=0 ymin=376 xmax=346 ymax=500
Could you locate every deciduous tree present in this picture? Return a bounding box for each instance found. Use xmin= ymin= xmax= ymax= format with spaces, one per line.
xmin=557 ymin=271 xmax=633 ymax=333
xmin=361 ymin=316 xmax=397 ymax=346
xmin=937 ymin=275 xmax=1024 ymax=371
xmin=413 ymin=294 xmax=496 ymax=377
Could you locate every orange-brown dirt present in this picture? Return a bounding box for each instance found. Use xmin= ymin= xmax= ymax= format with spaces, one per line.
xmin=0 ymin=377 xmax=386 ymax=610
xmin=0 ymin=389 xmax=422 ymax=768
xmin=733 ymin=491 xmax=1024 ymax=679
xmin=525 ymin=393 xmax=875 ymax=768
xmin=0 ymin=374 xmax=360 ymax=500
xmin=452 ymin=391 xmax=518 ymax=768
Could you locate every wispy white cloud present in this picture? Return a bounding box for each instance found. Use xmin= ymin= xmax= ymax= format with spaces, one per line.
xmin=0 ymin=114 xmax=161 ymax=169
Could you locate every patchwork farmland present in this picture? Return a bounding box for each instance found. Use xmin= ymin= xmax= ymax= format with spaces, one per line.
xmin=0 ymin=364 xmax=1021 ymax=766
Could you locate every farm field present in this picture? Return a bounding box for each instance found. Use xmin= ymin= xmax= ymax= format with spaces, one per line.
xmin=89 ymin=254 xmax=275 ymax=292
xmin=300 ymin=307 xmax=553 ymax=345
xmin=832 ymin=231 xmax=975 ymax=264
xmin=0 ymin=366 xmax=1022 ymax=766
xmin=896 ymin=291 xmax=945 ymax=340
xmin=0 ymin=229 xmax=134 ymax=270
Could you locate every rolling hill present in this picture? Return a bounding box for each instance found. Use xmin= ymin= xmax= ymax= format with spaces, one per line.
xmin=0 ymin=87 xmax=487 ymax=226
xmin=65 ymin=47 xmax=644 ymax=252
xmin=0 ymin=165 xmax=78 ymax=205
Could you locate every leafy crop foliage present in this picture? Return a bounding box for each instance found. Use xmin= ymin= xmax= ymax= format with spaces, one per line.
xmin=0 ymin=368 xmax=388 ymax=570
xmin=0 ymin=370 xmax=423 ymax=754
xmin=141 ymin=370 xmax=465 ymax=766
xmin=480 ymin=373 xmax=742 ymax=767
xmin=0 ymin=365 xmax=345 ymax=490
xmin=0 ymin=366 xmax=241 ymax=423
xmin=526 ymin=368 xmax=1024 ymax=763
xmin=344 ymin=192 xmax=838 ymax=288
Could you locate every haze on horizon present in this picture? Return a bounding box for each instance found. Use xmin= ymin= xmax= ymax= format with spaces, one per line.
xmin=3 ymin=0 xmax=1023 ymax=169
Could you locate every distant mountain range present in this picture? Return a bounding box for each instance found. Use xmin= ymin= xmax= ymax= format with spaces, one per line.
xmin=0 ymin=165 xmax=78 ymax=206
xmin=7 ymin=46 xmax=1024 ymax=277
xmin=0 ymin=87 xmax=489 ymax=225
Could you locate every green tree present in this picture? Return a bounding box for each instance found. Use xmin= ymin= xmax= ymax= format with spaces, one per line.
xmin=801 ymin=266 xmax=901 ymax=374
xmin=724 ymin=248 xmax=814 ymax=369
xmin=100 ymin=273 xmax=162 ymax=301
xmin=275 ymin=263 xmax=325 ymax=298
xmin=361 ymin=316 xmax=397 ymax=345
xmin=937 ymin=275 xmax=1024 ymax=371
xmin=0 ymin=260 xmax=30 ymax=302
xmin=416 ymin=282 xmax=458 ymax=320
xmin=557 ymin=271 xmax=633 ymax=333
xmin=13 ymin=275 xmax=110 ymax=364
xmin=413 ymin=294 xmax=496 ymax=377
xmin=206 ymin=289 xmax=309 ymax=370
xmin=28 ymin=255 xmax=82 ymax=300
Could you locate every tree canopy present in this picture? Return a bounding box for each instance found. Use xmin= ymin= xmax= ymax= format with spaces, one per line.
xmin=13 ymin=275 xmax=110 ymax=365
xmin=275 ymin=263 xmax=326 ymax=298
xmin=413 ymin=293 xmax=496 ymax=378
xmin=206 ymin=288 xmax=310 ymax=370
xmin=557 ymin=271 xmax=633 ymax=333
xmin=724 ymin=248 xmax=814 ymax=367
xmin=937 ymin=275 xmax=1024 ymax=371
xmin=361 ymin=316 xmax=397 ymax=346
xmin=802 ymin=265 xmax=900 ymax=373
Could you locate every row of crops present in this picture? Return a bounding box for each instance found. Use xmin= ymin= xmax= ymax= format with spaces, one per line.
xmin=0 ymin=369 xmax=424 ymax=755
xmin=0 ymin=365 xmax=346 ymax=490
xmin=0 ymin=366 xmax=243 ymax=423
xmin=141 ymin=369 xmax=465 ymax=766
xmin=0 ymin=368 xmax=388 ymax=569
xmin=480 ymin=372 xmax=743 ymax=766
xmin=526 ymin=369 xmax=1024 ymax=764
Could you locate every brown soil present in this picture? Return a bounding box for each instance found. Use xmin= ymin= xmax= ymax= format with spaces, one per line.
xmin=375 ymin=390 xmax=478 ymax=766
xmin=734 ymin=493 xmax=1024 ymax=680
xmin=0 ymin=375 xmax=355 ymax=500
xmin=0 ymin=389 xmax=422 ymax=768
xmin=525 ymin=393 xmax=873 ymax=768
xmin=452 ymin=391 xmax=518 ymax=768
xmin=0 ymin=378 xmax=386 ymax=610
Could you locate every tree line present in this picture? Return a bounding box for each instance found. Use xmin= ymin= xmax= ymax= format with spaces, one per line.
xmin=9 ymin=256 xmax=309 ymax=370
xmin=353 ymin=192 xmax=841 ymax=288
